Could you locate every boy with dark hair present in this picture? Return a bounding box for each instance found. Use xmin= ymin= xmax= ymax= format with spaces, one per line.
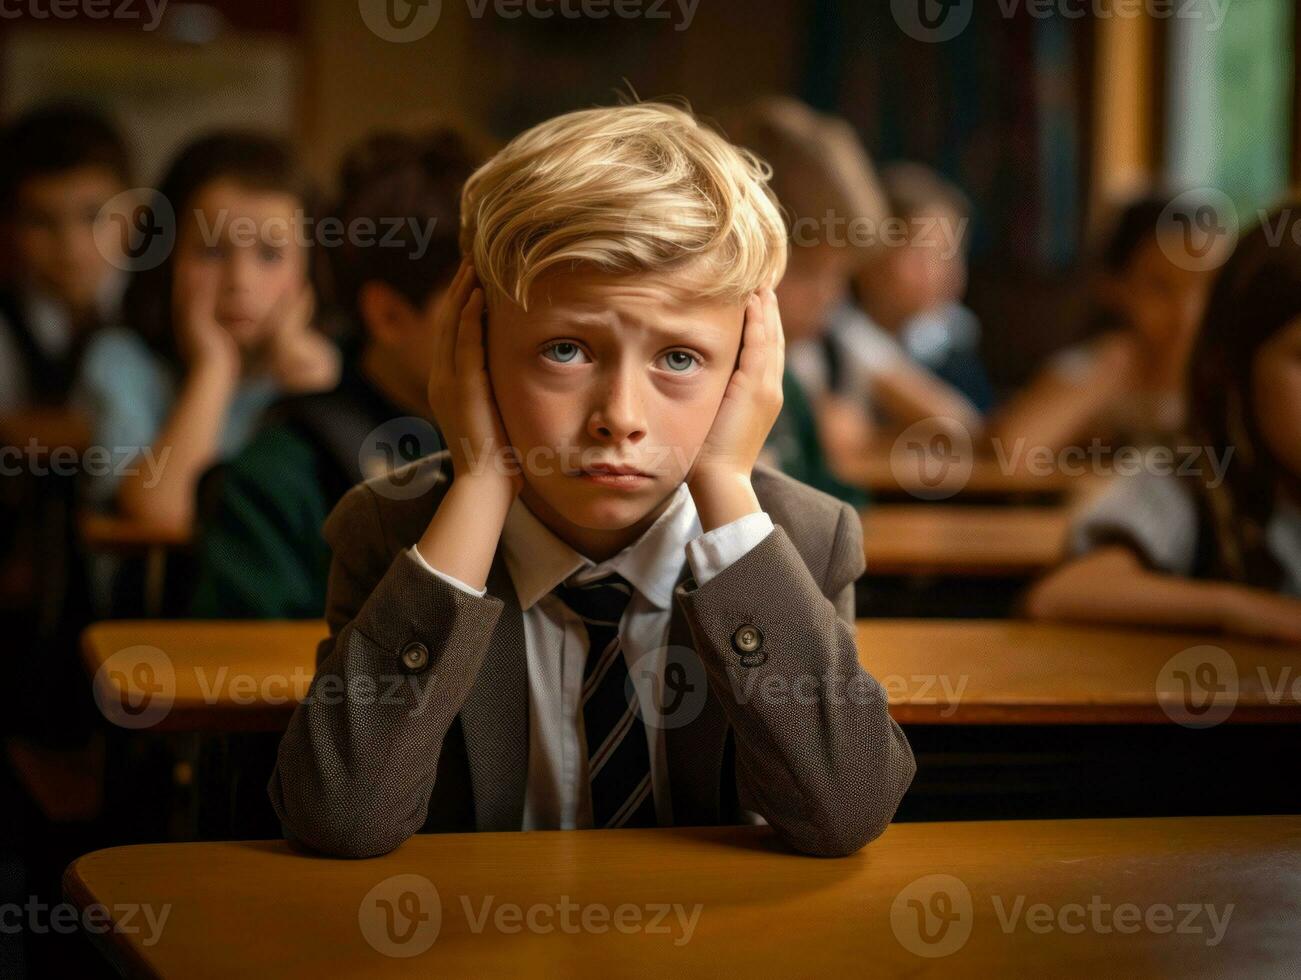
xmin=0 ymin=103 xmax=131 ymax=410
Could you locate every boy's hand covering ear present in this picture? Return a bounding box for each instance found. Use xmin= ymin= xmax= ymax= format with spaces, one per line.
xmin=693 ymin=288 xmax=785 ymax=484
xmin=426 ymin=260 xmax=522 ymax=495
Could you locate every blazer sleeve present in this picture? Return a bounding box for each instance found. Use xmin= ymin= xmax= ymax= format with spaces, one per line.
xmin=675 ymin=501 xmax=916 ymax=857
xmin=268 ymin=482 xmax=505 ymax=857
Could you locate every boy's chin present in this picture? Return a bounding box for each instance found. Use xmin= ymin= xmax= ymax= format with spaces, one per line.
xmin=529 ymin=478 xmax=674 ymax=534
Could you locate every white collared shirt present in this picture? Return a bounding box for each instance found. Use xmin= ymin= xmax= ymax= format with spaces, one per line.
xmin=409 ymin=482 xmax=773 ymax=829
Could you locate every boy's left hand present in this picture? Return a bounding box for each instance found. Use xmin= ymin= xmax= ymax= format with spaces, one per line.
xmin=687 ymin=288 xmax=784 ymax=530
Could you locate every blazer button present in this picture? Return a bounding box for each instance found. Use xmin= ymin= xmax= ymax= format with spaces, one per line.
xmin=399 ymin=641 xmax=431 ymax=674
xmin=732 ymin=625 xmax=765 ymax=666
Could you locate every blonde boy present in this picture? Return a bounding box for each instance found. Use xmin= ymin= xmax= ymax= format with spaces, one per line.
xmin=271 ymin=102 xmax=914 ymax=858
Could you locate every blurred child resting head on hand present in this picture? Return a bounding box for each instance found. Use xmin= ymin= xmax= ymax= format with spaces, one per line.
xmin=1027 ymin=205 xmax=1301 ymax=643
xmin=75 ymin=132 xmax=338 ymax=529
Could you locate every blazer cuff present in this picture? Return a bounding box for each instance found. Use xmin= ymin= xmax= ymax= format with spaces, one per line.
xmin=347 ymin=548 xmax=504 ymax=669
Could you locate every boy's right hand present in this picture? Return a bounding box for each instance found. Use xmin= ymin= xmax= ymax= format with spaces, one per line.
xmin=1220 ymin=588 xmax=1301 ymax=644
xmin=426 ymin=261 xmax=522 ymax=497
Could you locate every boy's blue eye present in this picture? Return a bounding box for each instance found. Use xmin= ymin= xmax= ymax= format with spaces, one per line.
xmin=543 ymin=342 xmax=588 ymax=364
xmin=661 ymin=350 xmax=700 ymax=373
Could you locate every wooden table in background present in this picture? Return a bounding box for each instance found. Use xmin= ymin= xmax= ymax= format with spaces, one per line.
xmin=82 ymin=618 xmax=1301 ymax=730
xmin=839 ymin=452 xmax=1083 ymax=503
xmin=0 ymin=407 xmax=91 ymax=454
xmin=82 ymin=620 xmax=322 ymax=732
xmin=63 ymin=815 xmax=1301 ymax=978
xmin=862 ymin=505 xmax=1070 ymax=577
xmin=856 ymin=619 xmax=1301 ymax=725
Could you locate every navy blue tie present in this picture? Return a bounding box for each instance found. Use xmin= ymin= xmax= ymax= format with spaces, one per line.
xmin=554 ymin=572 xmax=657 ymax=829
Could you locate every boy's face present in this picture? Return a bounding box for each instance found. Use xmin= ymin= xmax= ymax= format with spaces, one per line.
xmin=487 ymin=269 xmax=743 ymax=548
xmin=12 ymin=165 xmax=124 ymax=313
xmin=174 ymin=180 xmax=308 ymax=353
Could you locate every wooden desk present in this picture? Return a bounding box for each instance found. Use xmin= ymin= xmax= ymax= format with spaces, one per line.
xmin=83 ymin=619 xmax=1300 ymax=731
xmin=82 ymin=620 xmax=322 ymax=732
xmin=857 ymin=620 xmax=1301 ymax=725
xmin=78 ymin=513 xmax=193 ymax=553
xmin=862 ymin=505 xmax=1070 ymax=577
xmin=840 ymin=452 xmax=1082 ymax=503
xmin=64 ymin=815 xmax=1301 ymax=978
xmin=0 ymin=407 xmax=91 ymax=454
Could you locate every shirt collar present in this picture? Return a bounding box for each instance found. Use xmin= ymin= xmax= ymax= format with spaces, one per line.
xmin=501 ymin=482 xmax=700 ymax=612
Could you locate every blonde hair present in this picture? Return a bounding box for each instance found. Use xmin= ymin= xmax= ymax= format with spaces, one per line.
xmin=460 ymin=101 xmax=788 ymax=309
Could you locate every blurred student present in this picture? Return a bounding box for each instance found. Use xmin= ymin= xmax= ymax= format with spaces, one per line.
xmin=1025 ymin=207 xmax=1301 ymax=642
xmin=74 ymin=133 xmax=339 ymax=530
xmin=856 ymin=162 xmax=995 ymax=413
xmin=989 ymin=196 xmax=1218 ymax=456
xmin=191 ymin=129 xmax=480 ymax=619
xmin=0 ymin=104 xmax=131 ymax=411
xmin=725 ymin=98 xmax=879 ymax=504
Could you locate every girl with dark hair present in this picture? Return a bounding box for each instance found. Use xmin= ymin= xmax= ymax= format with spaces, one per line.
xmin=1025 ymin=205 xmax=1301 ymax=642
xmin=73 ymin=131 xmax=339 ymax=529
xmin=989 ymin=196 xmax=1221 ymax=455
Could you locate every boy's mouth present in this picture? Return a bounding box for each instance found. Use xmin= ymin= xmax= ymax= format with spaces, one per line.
xmin=571 ymin=462 xmax=653 ymax=489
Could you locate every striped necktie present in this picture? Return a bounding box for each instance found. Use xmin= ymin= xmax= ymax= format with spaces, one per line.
xmin=554 ymin=572 xmax=657 ymax=829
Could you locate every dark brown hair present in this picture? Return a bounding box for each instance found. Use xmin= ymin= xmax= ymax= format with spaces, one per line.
xmin=1185 ymin=203 xmax=1301 ymax=587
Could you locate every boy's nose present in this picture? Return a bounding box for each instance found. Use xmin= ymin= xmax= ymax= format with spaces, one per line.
xmin=587 ymin=375 xmax=647 ymax=444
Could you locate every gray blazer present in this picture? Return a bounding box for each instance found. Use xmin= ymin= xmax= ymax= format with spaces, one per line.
xmin=269 ymin=454 xmax=915 ymax=858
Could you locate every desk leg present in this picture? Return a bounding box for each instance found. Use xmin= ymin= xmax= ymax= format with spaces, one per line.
xmin=143 ymin=546 xmax=167 ymax=618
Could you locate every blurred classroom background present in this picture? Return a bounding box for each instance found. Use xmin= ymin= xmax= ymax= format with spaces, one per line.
xmin=1 ymin=1 xmax=1299 ymax=977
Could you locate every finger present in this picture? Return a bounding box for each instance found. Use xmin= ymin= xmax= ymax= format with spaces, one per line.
xmin=432 ymin=261 xmax=472 ymax=366
xmin=765 ymin=287 xmax=784 ymax=350
xmin=763 ymin=287 xmax=785 ymax=387
xmin=736 ymin=293 xmax=764 ymax=377
xmin=453 ymin=287 xmax=486 ymax=377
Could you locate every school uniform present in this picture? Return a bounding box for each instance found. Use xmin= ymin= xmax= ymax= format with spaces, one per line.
xmin=270 ymin=455 xmax=915 ymax=857
xmin=1070 ymin=469 xmax=1301 ymax=596
xmin=191 ymin=361 xmax=439 ymax=620
xmin=0 ymin=276 xmax=121 ymax=411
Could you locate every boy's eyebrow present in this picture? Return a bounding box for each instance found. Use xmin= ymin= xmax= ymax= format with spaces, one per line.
xmin=533 ymin=306 xmax=723 ymax=342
